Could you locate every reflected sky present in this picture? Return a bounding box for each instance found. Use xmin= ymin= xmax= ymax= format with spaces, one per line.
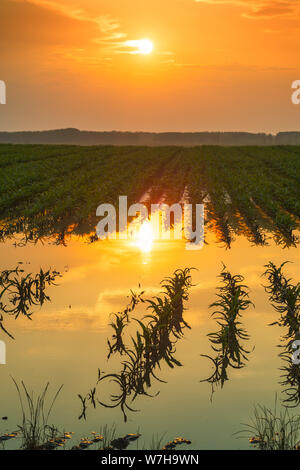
xmin=0 ymin=230 xmax=299 ymax=449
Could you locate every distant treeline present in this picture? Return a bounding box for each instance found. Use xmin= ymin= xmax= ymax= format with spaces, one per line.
xmin=1 ymin=128 xmax=300 ymax=146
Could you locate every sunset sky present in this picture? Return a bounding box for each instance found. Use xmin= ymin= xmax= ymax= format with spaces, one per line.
xmin=1 ymin=0 xmax=300 ymax=132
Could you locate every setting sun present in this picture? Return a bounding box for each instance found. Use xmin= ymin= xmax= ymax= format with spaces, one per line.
xmin=125 ymin=39 xmax=154 ymax=55
xmin=136 ymin=219 xmax=154 ymax=252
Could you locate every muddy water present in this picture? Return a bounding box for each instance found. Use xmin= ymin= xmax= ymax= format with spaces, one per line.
xmin=0 ymin=229 xmax=299 ymax=449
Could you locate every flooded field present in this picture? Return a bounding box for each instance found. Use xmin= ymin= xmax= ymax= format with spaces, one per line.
xmin=0 ymin=144 xmax=299 ymax=450
xmin=2 ymin=0 xmax=300 ymax=453
xmin=0 ymin=225 xmax=299 ymax=450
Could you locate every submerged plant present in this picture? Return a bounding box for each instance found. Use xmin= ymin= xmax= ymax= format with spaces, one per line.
xmin=263 ymin=262 xmax=300 ymax=406
xmin=79 ymin=268 xmax=194 ymax=422
xmin=237 ymin=396 xmax=300 ymax=450
xmin=107 ymin=288 xmax=145 ymax=359
xmin=12 ymin=378 xmax=63 ymax=450
xmin=264 ymin=262 xmax=300 ymax=340
xmin=0 ymin=263 xmax=62 ymax=338
xmin=201 ymin=264 xmax=253 ymax=398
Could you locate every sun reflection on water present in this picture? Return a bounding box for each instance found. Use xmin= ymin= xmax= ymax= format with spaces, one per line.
xmin=135 ymin=219 xmax=154 ymax=253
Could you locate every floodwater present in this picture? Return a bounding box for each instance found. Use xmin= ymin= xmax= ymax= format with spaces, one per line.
xmin=0 ymin=225 xmax=299 ymax=450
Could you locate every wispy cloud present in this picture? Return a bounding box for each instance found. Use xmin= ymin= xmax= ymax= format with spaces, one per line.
xmin=174 ymin=63 xmax=300 ymax=71
xmin=94 ymin=15 xmax=126 ymax=43
xmin=195 ymin=0 xmax=300 ymax=18
xmin=19 ymin=0 xmax=174 ymax=59
xmin=19 ymin=0 xmax=127 ymax=52
xmin=20 ymin=0 xmax=94 ymax=23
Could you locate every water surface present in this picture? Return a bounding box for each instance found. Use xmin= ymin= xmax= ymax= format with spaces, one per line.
xmin=0 ymin=229 xmax=299 ymax=449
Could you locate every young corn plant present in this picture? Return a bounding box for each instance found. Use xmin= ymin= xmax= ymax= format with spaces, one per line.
xmin=201 ymin=264 xmax=253 ymax=399
xmin=263 ymin=262 xmax=300 ymax=406
xmin=107 ymin=288 xmax=145 ymax=359
xmin=79 ymin=268 xmax=194 ymax=422
xmin=263 ymin=261 xmax=300 ymax=340
xmin=0 ymin=263 xmax=62 ymax=338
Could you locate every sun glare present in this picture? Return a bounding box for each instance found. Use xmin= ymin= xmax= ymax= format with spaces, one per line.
xmin=136 ymin=220 xmax=154 ymax=252
xmin=138 ymin=39 xmax=153 ymax=54
xmin=125 ymin=39 xmax=154 ymax=55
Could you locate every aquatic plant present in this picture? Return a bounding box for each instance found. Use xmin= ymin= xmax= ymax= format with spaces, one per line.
xmin=12 ymin=378 xmax=63 ymax=450
xmin=237 ymin=396 xmax=300 ymax=450
xmin=3 ymin=379 xmax=190 ymax=451
xmin=201 ymin=264 xmax=253 ymax=397
xmin=264 ymin=262 xmax=300 ymax=339
xmin=79 ymin=268 xmax=194 ymax=422
xmin=98 ymin=423 xmax=117 ymax=450
xmin=0 ymin=263 xmax=62 ymax=338
xmin=263 ymin=262 xmax=300 ymax=406
xmin=107 ymin=288 xmax=145 ymax=359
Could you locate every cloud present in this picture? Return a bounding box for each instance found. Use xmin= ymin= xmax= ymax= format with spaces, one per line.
xmin=9 ymin=0 xmax=127 ymax=48
xmin=174 ymin=63 xmax=300 ymax=72
xmin=10 ymin=285 xmax=163 ymax=332
xmin=20 ymin=0 xmax=91 ymax=21
xmin=13 ymin=0 xmax=174 ymax=59
xmin=15 ymin=0 xmax=177 ymax=59
xmin=195 ymin=0 xmax=300 ymax=18
xmin=96 ymin=15 xmax=125 ymax=41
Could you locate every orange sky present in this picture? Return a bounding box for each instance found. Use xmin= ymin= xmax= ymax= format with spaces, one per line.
xmin=0 ymin=0 xmax=300 ymax=132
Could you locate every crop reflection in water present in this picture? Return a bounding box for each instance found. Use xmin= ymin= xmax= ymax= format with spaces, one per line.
xmin=263 ymin=262 xmax=300 ymax=406
xmin=201 ymin=265 xmax=253 ymax=399
xmin=1 ymin=144 xmax=299 ymax=251
xmin=79 ymin=268 xmax=194 ymax=422
xmin=0 ymin=263 xmax=62 ymax=339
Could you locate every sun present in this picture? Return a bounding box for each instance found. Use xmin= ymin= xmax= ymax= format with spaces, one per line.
xmin=137 ymin=39 xmax=153 ymax=55
xmin=136 ymin=220 xmax=154 ymax=252
xmin=125 ymin=39 xmax=154 ymax=55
